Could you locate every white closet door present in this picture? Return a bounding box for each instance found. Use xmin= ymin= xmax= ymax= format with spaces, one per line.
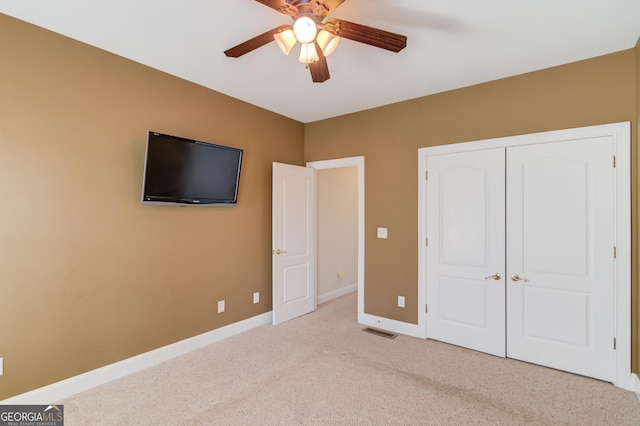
xmin=426 ymin=148 xmax=506 ymax=357
xmin=506 ymin=137 xmax=616 ymax=382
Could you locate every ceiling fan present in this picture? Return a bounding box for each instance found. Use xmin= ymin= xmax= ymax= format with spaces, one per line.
xmin=224 ymin=0 xmax=407 ymax=83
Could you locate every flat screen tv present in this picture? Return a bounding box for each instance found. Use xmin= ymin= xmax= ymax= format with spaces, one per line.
xmin=141 ymin=131 xmax=243 ymax=206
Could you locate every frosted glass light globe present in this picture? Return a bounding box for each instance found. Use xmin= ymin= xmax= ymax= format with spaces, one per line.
xmin=293 ymin=16 xmax=317 ymax=44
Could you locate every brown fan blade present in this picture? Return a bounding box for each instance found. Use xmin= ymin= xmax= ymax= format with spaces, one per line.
xmin=255 ymin=0 xmax=296 ymax=17
xmin=324 ymin=18 xmax=407 ymax=52
xmin=309 ymin=42 xmax=330 ymax=83
xmin=224 ymin=25 xmax=292 ymax=58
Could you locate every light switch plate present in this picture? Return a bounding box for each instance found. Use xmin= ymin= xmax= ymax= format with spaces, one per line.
xmin=377 ymin=227 xmax=388 ymax=239
xmin=398 ymin=296 xmax=405 ymax=308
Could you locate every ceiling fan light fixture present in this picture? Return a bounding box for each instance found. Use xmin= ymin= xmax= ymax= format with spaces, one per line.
xmin=274 ymin=29 xmax=296 ymax=55
xmin=298 ymin=42 xmax=319 ymax=64
xmin=316 ymin=30 xmax=340 ymax=57
xmin=292 ymin=16 xmax=317 ymax=44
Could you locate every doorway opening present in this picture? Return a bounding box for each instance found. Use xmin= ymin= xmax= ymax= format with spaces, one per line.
xmin=308 ymin=156 xmax=365 ymax=322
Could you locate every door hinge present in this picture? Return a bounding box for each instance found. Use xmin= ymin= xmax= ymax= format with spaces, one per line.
xmin=613 ymin=246 xmax=617 ymax=259
xmin=425 ymin=171 xmax=428 ymax=180
xmin=425 ymin=304 xmax=428 ymax=314
xmin=613 ymin=155 xmax=616 ymax=168
xmin=613 ymin=337 xmax=617 ymax=350
xmin=426 ymin=237 xmax=428 ymax=247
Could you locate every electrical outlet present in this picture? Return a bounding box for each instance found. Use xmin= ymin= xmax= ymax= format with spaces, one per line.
xmin=398 ymin=296 xmax=405 ymax=308
xmin=338 ymin=271 xmax=346 ymax=279
xmin=217 ymin=300 xmax=225 ymax=313
xmin=0 ymin=357 xmax=3 ymax=376
xmin=253 ymin=292 xmax=260 ymax=304
xmin=377 ymin=227 xmax=388 ymax=239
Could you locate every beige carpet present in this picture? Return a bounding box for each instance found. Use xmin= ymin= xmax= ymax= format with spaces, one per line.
xmin=60 ymin=293 xmax=640 ymax=425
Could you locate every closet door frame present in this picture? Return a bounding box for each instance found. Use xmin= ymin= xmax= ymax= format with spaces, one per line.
xmin=417 ymin=122 xmax=631 ymax=390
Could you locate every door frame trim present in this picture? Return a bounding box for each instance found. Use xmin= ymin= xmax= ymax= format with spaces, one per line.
xmin=418 ymin=122 xmax=632 ymax=390
xmin=307 ymin=156 xmax=365 ymax=324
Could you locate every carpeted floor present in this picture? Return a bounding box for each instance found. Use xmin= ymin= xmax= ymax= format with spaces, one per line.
xmin=60 ymin=293 xmax=640 ymax=425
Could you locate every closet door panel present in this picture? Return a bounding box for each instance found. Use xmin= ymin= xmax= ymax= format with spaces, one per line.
xmin=426 ymin=148 xmax=506 ymax=357
xmin=506 ymin=137 xmax=616 ymax=382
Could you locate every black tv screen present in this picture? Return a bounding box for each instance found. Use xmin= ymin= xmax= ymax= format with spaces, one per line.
xmin=141 ymin=131 xmax=242 ymax=205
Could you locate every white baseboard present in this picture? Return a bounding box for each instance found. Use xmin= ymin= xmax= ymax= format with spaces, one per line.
xmin=359 ymin=312 xmax=425 ymax=339
xmin=1 ymin=311 xmax=273 ymax=405
xmin=318 ymin=283 xmax=357 ymax=305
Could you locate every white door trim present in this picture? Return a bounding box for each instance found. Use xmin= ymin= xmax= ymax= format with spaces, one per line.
xmin=306 ymin=157 xmax=365 ymax=323
xmin=418 ymin=122 xmax=632 ymax=390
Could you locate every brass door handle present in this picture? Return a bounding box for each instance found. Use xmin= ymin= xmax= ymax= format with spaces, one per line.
xmin=484 ymin=273 xmax=501 ymax=280
xmin=273 ymin=249 xmax=287 ymax=255
xmin=511 ymin=274 xmax=529 ymax=282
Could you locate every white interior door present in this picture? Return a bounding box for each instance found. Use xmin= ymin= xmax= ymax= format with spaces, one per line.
xmin=272 ymin=162 xmax=316 ymax=325
xmin=506 ymin=137 xmax=616 ymax=382
xmin=426 ymin=148 xmax=506 ymax=357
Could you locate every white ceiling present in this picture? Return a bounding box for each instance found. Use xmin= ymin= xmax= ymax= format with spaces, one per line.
xmin=1 ymin=0 xmax=639 ymax=123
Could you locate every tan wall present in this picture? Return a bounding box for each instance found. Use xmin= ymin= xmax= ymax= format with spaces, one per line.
xmin=635 ymin=37 xmax=640 ymax=374
xmin=305 ymin=49 xmax=638 ymax=369
xmin=0 ymin=15 xmax=304 ymax=399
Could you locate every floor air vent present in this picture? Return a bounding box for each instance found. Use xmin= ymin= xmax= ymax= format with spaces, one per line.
xmin=363 ymin=327 xmax=397 ymax=339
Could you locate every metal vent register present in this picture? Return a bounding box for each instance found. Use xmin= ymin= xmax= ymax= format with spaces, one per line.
xmin=362 ymin=327 xmax=397 ymax=339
